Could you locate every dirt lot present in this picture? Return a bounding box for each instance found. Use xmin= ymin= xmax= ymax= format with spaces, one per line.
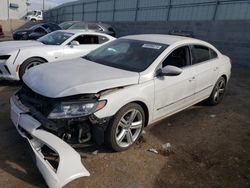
xmin=0 ymin=67 xmax=249 ymax=188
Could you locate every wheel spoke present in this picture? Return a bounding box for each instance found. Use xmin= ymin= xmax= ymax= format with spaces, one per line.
xmin=119 ymin=117 xmax=128 ymax=128
xmin=219 ymin=88 xmax=225 ymax=94
xmin=130 ymin=121 xmax=142 ymax=129
xmin=219 ymin=81 xmax=225 ymax=89
xmin=128 ymin=110 xmax=137 ymax=124
xmin=214 ymin=92 xmax=219 ymax=101
xmin=126 ymin=130 xmax=133 ymax=144
xmin=117 ymin=129 xmax=126 ymax=144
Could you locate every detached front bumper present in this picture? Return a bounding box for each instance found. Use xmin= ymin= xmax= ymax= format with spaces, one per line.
xmin=10 ymin=95 xmax=90 ymax=188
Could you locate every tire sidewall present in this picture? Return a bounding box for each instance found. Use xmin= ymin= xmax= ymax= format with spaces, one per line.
xmin=19 ymin=58 xmax=45 ymax=81
xmin=107 ymin=103 xmax=145 ymax=152
xmin=209 ymin=77 xmax=226 ymax=105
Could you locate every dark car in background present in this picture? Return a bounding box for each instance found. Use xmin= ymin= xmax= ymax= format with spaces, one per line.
xmin=12 ymin=23 xmax=61 ymax=40
xmin=0 ymin=25 xmax=4 ymax=37
xmin=59 ymin=21 xmax=116 ymax=37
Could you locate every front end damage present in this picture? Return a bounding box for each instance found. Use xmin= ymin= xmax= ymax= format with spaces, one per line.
xmin=10 ymin=85 xmax=112 ymax=187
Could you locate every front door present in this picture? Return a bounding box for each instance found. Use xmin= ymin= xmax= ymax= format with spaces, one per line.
xmin=153 ymin=46 xmax=196 ymax=121
xmin=63 ymin=34 xmax=100 ymax=60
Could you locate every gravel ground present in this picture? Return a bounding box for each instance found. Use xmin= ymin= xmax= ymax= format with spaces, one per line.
xmin=0 ymin=67 xmax=249 ymax=188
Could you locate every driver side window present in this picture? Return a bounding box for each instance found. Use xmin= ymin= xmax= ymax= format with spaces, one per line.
xmin=162 ymin=46 xmax=190 ymax=68
xmin=72 ymin=35 xmax=99 ymax=45
xmin=34 ymin=27 xmax=46 ymax=34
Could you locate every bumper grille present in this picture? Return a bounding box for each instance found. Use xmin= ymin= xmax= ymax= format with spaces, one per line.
xmin=18 ymin=85 xmax=55 ymax=116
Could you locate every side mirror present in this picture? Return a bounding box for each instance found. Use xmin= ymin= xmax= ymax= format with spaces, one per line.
xmin=70 ymin=40 xmax=80 ymax=48
xmin=157 ymin=65 xmax=183 ymax=77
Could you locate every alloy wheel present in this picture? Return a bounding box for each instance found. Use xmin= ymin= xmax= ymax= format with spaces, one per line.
xmin=213 ymin=79 xmax=226 ymax=102
xmin=115 ymin=109 xmax=143 ymax=148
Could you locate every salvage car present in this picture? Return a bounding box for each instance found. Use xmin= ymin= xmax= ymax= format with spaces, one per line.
xmin=0 ymin=30 xmax=115 ymax=81
xmin=12 ymin=23 xmax=61 ymax=40
xmin=10 ymin=35 xmax=231 ymax=187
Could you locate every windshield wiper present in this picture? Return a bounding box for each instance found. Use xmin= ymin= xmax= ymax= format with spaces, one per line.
xmin=83 ymin=56 xmax=94 ymax=62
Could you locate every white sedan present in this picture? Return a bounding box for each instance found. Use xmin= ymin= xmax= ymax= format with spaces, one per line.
xmin=0 ymin=30 xmax=115 ymax=80
xmin=10 ymin=34 xmax=231 ymax=187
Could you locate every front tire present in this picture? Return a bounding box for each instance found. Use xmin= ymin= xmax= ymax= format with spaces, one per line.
xmin=106 ymin=103 xmax=145 ymax=152
xmin=206 ymin=77 xmax=226 ymax=105
xmin=19 ymin=58 xmax=46 ymax=81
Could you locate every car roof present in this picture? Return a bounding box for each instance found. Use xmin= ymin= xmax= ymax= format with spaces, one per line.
xmin=58 ymin=29 xmax=111 ymax=36
xmin=60 ymin=21 xmax=112 ymax=27
xmin=122 ymin=34 xmax=202 ymax=45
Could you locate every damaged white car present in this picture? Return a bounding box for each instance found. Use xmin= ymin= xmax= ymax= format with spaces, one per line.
xmin=0 ymin=30 xmax=115 ymax=81
xmin=10 ymin=34 xmax=231 ymax=187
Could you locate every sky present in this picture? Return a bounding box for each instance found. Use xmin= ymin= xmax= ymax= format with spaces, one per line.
xmin=29 ymin=0 xmax=77 ymax=10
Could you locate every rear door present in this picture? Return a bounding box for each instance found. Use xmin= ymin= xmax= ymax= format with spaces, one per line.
xmin=190 ymin=45 xmax=219 ymax=100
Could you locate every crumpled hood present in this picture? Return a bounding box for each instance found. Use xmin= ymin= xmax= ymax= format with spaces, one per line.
xmin=0 ymin=40 xmax=43 ymax=54
xmin=23 ymin=58 xmax=140 ymax=98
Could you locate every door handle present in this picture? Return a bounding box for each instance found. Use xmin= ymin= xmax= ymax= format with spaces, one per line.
xmin=188 ymin=77 xmax=195 ymax=82
xmin=213 ymin=67 xmax=218 ymax=71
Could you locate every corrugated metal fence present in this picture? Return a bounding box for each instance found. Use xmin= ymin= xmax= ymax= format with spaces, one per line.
xmin=44 ymin=0 xmax=250 ymax=22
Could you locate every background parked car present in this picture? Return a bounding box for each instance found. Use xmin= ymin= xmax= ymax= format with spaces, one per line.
xmin=12 ymin=23 xmax=61 ymax=40
xmin=0 ymin=30 xmax=115 ymax=81
xmin=0 ymin=25 xmax=3 ymax=37
xmin=59 ymin=21 xmax=116 ymax=37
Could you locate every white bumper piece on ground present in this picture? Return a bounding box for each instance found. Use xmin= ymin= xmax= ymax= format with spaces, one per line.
xmin=10 ymin=96 xmax=90 ymax=188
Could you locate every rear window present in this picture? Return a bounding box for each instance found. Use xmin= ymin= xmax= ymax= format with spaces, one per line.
xmin=69 ymin=22 xmax=86 ymax=29
xmin=191 ymin=45 xmax=210 ymax=64
xmin=88 ymin=23 xmax=102 ymax=31
xmin=210 ymin=49 xmax=218 ymax=59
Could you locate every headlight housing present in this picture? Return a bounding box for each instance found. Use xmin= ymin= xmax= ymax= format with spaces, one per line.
xmin=48 ymin=100 xmax=107 ymax=119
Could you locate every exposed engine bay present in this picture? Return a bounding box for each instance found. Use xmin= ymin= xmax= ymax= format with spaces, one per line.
xmin=17 ymin=84 xmax=112 ymax=148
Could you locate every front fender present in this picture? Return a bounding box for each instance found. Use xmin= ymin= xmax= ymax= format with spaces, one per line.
xmin=94 ymin=81 xmax=154 ymax=124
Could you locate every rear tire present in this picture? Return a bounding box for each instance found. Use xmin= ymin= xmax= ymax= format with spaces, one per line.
xmin=106 ymin=103 xmax=145 ymax=152
xmin=206 ymin=77 xmax=226 ymax=105
xmin=19 ymin=58 xmax=46 ymax=81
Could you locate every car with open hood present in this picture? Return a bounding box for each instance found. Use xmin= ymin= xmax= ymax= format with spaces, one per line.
xmin=0 ymin=30 xmax=115 ymax=81
xmin=10 ymin=34 xmax=231 ymax=187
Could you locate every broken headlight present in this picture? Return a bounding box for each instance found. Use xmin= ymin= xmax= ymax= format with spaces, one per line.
xmin=48 ymin=100 xmax=106 ymax=119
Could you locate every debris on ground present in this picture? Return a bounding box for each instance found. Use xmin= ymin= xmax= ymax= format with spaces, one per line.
xmin=92 ymin=150 xmax=99 ymax=155
xmin=209 ymin=114 xmax=217 ymax=118
xmin=160 ymin=143 xmax=175 ymax=156
xmin=136 ymin=135 xmax=146 ymax=145
xmin=142 ymin=130 xmax=146 ymax=134
xmin=162 ymin=143 xmax=172 ymax=151
xmin=148 ymin=148 xmax=158 ymax=154
xmin=167 ymin=123 xmax=172 ymax=126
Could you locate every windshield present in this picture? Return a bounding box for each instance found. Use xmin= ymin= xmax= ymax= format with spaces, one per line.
xmin=27 ymin=11 xmax=37 ymax=16
xmin=59 ymin=22 xmax=76 ymax=30
xmin=84 ymin=39 xmax=168 ymax=72
xmin=38 ymin=31 xmax=74 ymax=45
